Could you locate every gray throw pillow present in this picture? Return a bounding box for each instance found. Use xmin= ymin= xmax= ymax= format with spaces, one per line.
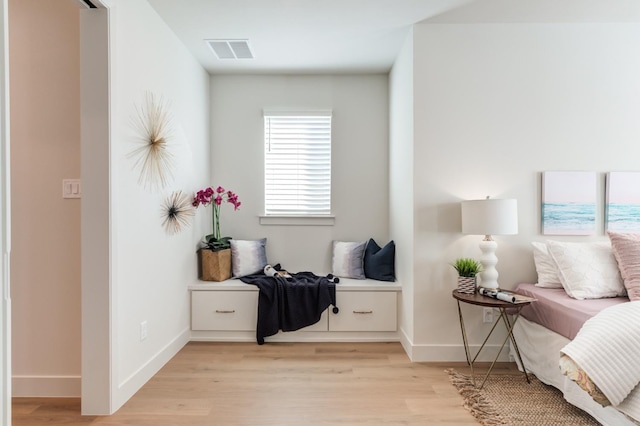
xmin=332 ymin=240 xmax=366 ymax=279
xmin=230 ymin=238 xmax=268 ymax=278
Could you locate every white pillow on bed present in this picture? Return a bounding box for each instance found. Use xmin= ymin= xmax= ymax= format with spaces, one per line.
xmin=532 ymin=242 xmax=563 ymax=288
xmin=546 ymin=240 xmax=626 ymax=300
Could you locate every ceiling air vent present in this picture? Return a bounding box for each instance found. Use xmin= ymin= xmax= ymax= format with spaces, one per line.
xmin=205 ymin=39 xmax=254 ymax=59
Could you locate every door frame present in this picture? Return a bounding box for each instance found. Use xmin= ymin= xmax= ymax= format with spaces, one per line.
xmin=1 ymin=0 xmax=12 ymax=423
xmin=78 ymin=0 xmax=112 ymax=415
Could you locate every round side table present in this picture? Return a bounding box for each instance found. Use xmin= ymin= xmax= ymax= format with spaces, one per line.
xmin=452 ymin=290 xmax=533 ymax=389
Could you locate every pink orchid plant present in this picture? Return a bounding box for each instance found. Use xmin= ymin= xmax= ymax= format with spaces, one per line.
xmin=192 ymin=186 xmax=241 ymax=251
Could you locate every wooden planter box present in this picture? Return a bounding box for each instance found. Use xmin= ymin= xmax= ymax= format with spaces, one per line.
xmin=198 ymin=248 xmax=232 ymax=281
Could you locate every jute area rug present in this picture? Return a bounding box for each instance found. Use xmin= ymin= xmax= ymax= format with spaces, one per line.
xmin=446 ymin=369 xmax=600 ymax=425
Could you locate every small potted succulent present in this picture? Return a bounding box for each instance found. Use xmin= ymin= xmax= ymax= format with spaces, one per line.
xmin=451 ymin=258 xmax=482 ymax=294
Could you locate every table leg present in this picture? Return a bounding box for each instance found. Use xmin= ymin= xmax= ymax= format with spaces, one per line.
xmin=477 ymin=308 xmax=517 ymax=389
xmin=499 ymin=308 xmax=530 ymax=383
xmin=456 ymin=300 xmax=475 ymax=386
xmin=471 ymin=313 xmax=501 ymax=365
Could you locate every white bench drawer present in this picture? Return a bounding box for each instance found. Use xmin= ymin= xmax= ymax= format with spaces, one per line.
xmin=329 ymin=291 xmax=397 ymax=331
xmin=191 ymin=290 xmax=329 ymax=332
xmin=191 ymin=290 xmax=258 ymax=331
xmin=300 ymin=310 xmax=329 ymax=331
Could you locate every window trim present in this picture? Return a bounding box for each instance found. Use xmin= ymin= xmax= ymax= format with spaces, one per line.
xmin=258 ymin=215 xmax=335 ymax=226
xmin=263 ymin=110 xmax=333 ymax=221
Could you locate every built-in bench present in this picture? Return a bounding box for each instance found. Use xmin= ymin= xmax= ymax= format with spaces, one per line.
xmin=188 ymin=278 xmax=402 ymax=343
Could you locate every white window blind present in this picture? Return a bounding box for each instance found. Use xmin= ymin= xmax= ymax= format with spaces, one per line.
xmin=264 ymin=111 xmax=332 ymax=216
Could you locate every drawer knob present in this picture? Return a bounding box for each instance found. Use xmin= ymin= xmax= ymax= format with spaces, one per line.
xmin=215 ymin=309 xmax=236 ymax=314
xmin=353 ymin=310 xmax=373 ymax=314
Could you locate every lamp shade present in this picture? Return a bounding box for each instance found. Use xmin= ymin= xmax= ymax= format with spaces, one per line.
xmin=461 ymin=198 xmax=518 ymax=236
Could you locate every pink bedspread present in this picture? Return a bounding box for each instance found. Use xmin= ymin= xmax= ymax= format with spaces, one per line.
xmin=514 ymin=283 xmax=629 ymax=340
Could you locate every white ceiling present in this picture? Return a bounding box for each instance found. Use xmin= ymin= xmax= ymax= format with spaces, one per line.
xmin=146 ymin=0 xmax=472 ymax=74
xmin=146 ymin=0 xmax=640 ymax=75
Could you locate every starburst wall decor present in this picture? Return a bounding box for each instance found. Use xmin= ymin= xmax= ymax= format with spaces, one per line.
xmin=129 ymin=91 xmax=175 ymax=191
xmin=162 ymin=191 xmax=194 ymax=234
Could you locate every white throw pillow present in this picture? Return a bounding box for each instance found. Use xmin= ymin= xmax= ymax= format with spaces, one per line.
xmin=332 ymin=241 xmax=366 ymax=279
xmin=531 ymin=242 xmax=563 ymax=288
xmin=546 ymin=240 xmax=626 ymax=300
xmin=230 ymin=238 xmax=268 ymax=278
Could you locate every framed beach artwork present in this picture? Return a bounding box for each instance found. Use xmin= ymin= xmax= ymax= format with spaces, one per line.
xmin=542 ymin=171 xmax=596 ymax=235
xmin=606 ymin=172 xmax=640 ymax=233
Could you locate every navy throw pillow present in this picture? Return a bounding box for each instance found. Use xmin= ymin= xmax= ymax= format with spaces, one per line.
xmin=364 ymin=238 xmax=395 ymax=281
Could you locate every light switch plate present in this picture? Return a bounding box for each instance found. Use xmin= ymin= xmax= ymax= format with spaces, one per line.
xmin=62 ymin=179 xmax=81 ymax=199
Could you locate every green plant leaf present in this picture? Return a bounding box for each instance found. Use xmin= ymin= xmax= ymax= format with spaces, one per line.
xmin=451 ymin=258 xmax=483 ymax=277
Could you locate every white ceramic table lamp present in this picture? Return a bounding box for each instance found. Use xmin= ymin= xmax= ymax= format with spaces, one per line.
xmin=461 ymin=197 xmax=518 ymax=291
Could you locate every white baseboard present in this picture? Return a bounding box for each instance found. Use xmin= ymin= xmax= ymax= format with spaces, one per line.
xmin=113 ymin=327 xmax=190 ymax=412
xmin=12 ymin=375 xmax=81 ymax=397
xmin=408 ymin=342 xmax=511 ymax=362
xmin=192 ymin=326 xmax=509 ymax=363
xmin=398 ymin=327 xmax=510 ymax=363
xmin=398 ymin=326 xmax=413 ymax=360
xmin=189 ymin=328 xmax=509 ymax=363
xmin=190 ymin=330 xmax=400 ymax=343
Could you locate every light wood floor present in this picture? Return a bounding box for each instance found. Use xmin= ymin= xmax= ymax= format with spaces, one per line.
xmin=12 ymin=342 xmax=518 ymax=425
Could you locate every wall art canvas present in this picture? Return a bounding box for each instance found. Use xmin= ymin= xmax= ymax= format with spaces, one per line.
xmin=606 ymin=172 xmax=640 ymax=233
xmin=542 ymin=171 xmax=596 ymax=235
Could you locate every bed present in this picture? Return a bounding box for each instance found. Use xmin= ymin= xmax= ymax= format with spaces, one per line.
xmin=511 ymin=283 xmax=634 ymax=425
xmin=509 ymin=234 xmax=640 ymax=424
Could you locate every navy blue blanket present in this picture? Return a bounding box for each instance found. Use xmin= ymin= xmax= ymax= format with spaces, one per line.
xmin=239 ymin=272 xmax=338 ymax=344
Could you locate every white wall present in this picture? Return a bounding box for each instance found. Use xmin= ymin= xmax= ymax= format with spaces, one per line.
xmin=209 ymin=75 xmax=389 ymax=274
xmin=404 ymin=22 xmax=640 ymax=360
xmin=80 ymin=0 xmax=210 ymax=413
xmin=389 ymin=31 xmax=415 ymax=356
xmin=10 ymin=0 xmax=81 ymax=396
